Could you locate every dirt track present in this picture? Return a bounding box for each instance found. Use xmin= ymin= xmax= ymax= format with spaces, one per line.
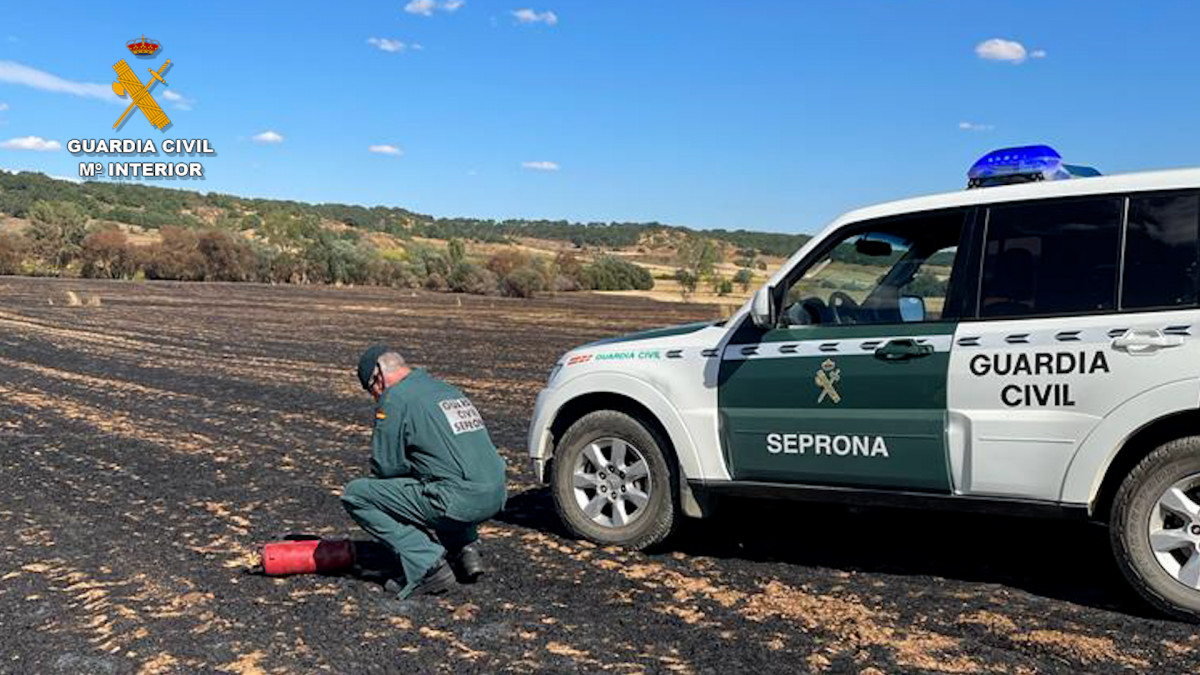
xmin=1 ymin=277 xmax=1197 ymax=674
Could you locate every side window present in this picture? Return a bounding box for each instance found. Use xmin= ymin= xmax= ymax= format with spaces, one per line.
xmin=1122 ymin=191 xmax=1200 ymax=310
xmin=780 ymin=210 xmax=966 ymax=327
xmin=980 ymin=198 xmax=1123 ymax=318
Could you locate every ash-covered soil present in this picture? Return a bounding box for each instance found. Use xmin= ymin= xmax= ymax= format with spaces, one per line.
xmin=0 ymin=277 xmax=1196 ymax=674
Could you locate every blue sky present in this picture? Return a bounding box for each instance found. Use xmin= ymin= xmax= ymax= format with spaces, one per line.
xmin=0 ymin=1 xmax=1198 ymax=234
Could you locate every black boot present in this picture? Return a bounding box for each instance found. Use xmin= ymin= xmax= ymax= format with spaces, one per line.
xmin=386 ymin=558 xmax=456 ymax=599
xmin=448 ymin=542 xmax=484 ymax=583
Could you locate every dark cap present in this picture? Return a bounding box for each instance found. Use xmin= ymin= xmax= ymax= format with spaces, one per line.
xmin=357 ymin=344 xmax=391 ymax=390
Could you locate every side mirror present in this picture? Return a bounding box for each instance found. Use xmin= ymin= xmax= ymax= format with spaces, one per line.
xmin=899 ymin=295 xmax=926 ymax=323
xmin=750 ymin=286 xmax=776 ymax=329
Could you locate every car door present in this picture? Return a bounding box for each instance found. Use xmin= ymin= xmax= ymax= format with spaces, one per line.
xmin=948 ymin=191 xmax=1200 ymax=500
xmin=718 ymin=208 xmax=974 ymax=492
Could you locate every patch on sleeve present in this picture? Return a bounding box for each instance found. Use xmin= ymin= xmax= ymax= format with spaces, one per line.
xmin=375 ymin=410 xmax=387 ymax=420
xmin=438 ymin=397 xmax=486 ymax=435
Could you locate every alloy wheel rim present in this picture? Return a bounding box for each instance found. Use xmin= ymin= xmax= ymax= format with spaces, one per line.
xmin=572 ymin=437 xmax=652 ymax=528
xmin=1148 ymin=473 xmax=1200 ymax=590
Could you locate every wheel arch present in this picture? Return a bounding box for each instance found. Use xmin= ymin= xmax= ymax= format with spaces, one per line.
xmin=1060 ymin=379 xmax=1200 ymax=513
xmin=549 ymin=392 xmax=674 ymax=461
xmin=1091 ymin=408 xmax=1200 ymax=522
xmin=538 ymin=376 xmax=712 ymax=518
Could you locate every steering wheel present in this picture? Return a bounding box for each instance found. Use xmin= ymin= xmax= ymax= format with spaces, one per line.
xmin=828 ymin=291 xmax=860 ymax=324
xmin=799 ymin=296 xmax=831 ymax=325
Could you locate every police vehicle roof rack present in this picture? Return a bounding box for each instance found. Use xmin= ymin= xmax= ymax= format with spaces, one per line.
xmin=967 ymin=145 xmax=1101 ymax=189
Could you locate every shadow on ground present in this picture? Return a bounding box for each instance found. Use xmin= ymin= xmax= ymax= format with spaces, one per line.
xmin=499 ymin=485 xmax=1152 ymax=618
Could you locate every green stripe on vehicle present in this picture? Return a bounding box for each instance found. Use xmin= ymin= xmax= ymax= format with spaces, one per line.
xmin=718 ymin=322 xmax=954 ymax=492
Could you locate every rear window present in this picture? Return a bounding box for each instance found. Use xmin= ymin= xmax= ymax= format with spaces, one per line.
xmin=1122 ymin=191 xmax=1200 ymax=310
xmin=980 ymin=198 xmax=1123 ymax=318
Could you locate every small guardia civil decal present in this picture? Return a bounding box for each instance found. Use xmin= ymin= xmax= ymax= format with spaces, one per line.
xmin=815 ymin=359 xmax=841 ymax=404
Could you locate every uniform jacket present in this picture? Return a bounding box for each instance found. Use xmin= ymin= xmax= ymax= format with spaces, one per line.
xmin=371 ymin=369 xmax=507 ymax=522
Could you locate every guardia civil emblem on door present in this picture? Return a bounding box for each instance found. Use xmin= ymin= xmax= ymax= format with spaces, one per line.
xmin=815 ymin=359 xmax=841 ymax=404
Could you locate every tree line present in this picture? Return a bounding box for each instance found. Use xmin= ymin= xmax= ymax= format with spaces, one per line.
xmin=0 ymin=171 xmax=810 ymax=258
xmin=0 ymin=198 xmax=653 ymax=298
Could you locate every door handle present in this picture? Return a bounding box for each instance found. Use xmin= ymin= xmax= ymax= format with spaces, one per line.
xmin=1111 ymin=329 xmax=1185 ymax=355
xmin=874 ymin=338 xmax=935 ymax=361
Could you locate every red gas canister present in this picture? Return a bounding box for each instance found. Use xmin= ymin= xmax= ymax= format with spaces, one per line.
xmin=261 ymin=539 xmax=356 ymax=576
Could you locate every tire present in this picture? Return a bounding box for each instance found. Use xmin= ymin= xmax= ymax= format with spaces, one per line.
xmin=1111 ymin=436 xmax=1200 ymax=622
xmin=551 ymin=410 xmax=678 ymax=549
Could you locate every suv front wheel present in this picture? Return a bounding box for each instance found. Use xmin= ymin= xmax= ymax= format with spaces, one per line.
xmin=1111 ymin=436 xmax=1200 ymax=622
xmin=551 ymin=410 xmax=678 ymax=549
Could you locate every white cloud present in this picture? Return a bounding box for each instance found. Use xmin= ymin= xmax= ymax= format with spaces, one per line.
xmin=161 ymin=90 xmax=194 ymax=111
xmin=0 ymin=60 xmax=120 ymax=102
xmin=406 ymin=0 xmax=436 ymax=15
xmin=958 ymin=121 xmax=994 ymax=132
xmin=975 ymin=38 xmax=1044 ymax=64
xmin=0 ymin=136 xmax=61 ymax=151
xmin=369 ymin=144 xmax=403 ymax=156
xmin=367 ymin=37 xmax=408 ymax=53
xmin=0 ymin=102 xmax=7 ymax=112
xmin=521 ymin=160 xmax=559 ymax=171
xmin=511 ymin=8 xmax=558 ymax=25
xmin=252 ymin=130 xmax=284 ymax=144
xmin=405 ymin=0 xmax=463 ymax=16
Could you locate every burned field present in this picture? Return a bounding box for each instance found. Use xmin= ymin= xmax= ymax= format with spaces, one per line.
xmin=1 ymin=277 xmax=1197 ymax=674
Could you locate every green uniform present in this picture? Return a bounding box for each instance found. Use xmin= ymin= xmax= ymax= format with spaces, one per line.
xmin=341 ymin=369 xmax=506 ymax=597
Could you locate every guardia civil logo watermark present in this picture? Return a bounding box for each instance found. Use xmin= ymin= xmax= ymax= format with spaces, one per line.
xmin=68 ymin=35 xmax=214 ymax=180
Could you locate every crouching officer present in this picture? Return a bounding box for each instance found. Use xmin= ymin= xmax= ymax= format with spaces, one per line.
xmin=341 ymin=345 xmax=507 ymax=599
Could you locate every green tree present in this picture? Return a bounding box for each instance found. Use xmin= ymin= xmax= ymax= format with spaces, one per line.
xmin=501 ymin=266 xmax=546 ymax=298
xmin=262 ymin=211 xmax=320 ymax=248
xmin=734 ymin=268 xmax=754 ymax=292
xmin=676 ymin=236 xmax=722 ymax=283
xmin=447 ymin=238 xmax=466 ymax=265
xmin=240 ymin=213 xmax=263 ymax=231
xmin=584 ymin=256 xmax=654 ymax=291
xmin=447 ymin=262 xmax=499 ymax=295
xmin=0 ymin=233 xmax=28 ymax=275
xmin=405 ymin=242 xmax=451 ymax=280
xmin=28 ymin=200 xmax=88 ymax=271
xmin=674 ymin=268 xmax=698 ymax=301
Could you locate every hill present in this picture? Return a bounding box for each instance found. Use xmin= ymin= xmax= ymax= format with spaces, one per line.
xmin=0 ymin=171 xmax=810 ymax=303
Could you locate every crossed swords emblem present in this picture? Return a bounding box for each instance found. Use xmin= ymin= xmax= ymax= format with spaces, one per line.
xmin=111 ymin=58 xmax=172 ymax=130
xmin=815 ymin=359 xmax=841 ymax=404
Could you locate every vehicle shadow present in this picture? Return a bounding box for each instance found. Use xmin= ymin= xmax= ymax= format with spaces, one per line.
xmin=498 ymin=486 xmax=1153 ymax=618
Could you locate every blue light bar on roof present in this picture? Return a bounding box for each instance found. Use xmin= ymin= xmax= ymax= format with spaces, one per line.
xmin=967 ymin=145 xmax=1100 ymax=188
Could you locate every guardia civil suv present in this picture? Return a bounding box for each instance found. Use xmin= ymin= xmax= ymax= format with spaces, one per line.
xmin=528 ymin=146 xmax=1200 ymax=621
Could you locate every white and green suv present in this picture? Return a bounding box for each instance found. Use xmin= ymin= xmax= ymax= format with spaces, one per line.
xmin=528 ymin=148 xmax=1200 ymax=621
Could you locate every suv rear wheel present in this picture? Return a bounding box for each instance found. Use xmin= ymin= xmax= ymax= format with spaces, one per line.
xmin=551 ymin=410 xmax=678 ymax=549
xmin=1111 ymin=436 xmax=1200 ymax=622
